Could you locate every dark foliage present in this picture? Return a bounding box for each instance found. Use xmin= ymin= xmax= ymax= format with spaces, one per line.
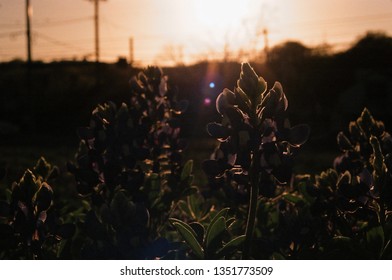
xmin=66 ymin=66 xmax=194 ymax=259
xmin=1 ymin=54 xmax=392 ymax=260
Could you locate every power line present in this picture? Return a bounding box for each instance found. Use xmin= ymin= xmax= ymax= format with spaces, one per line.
xmin=34 ymin=16 xmax=93 ymax=28
xmin=101 ymin=16 xmax=130 ymax=32
xmin=0 ymin=16 xmax=92 ymax=29
xmin=33 ymin=31 xmax=91 ymax=53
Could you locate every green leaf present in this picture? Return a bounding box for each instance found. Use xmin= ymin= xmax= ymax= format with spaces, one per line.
xmin=226 ymin=217 xmax=236 ymax=228
xmin=189 ymin=222 xmax=205 ymax=244
xmin=332 ymin=236 xmax=352 ymax=244
xmin=181 ymin=160 xmax=193 ymax=181
xmin=366 ymin=226 xmax=384 ymax=259
xmin=271 ymin=252 xmax=286 ymax=260
xmin=181 ymin=186 xmax=199 ymax=197
xmin=110 ymin=191 xmax=135 ymax=226
xmin=298 ymin=182 xmax=315 ymax=204
xmin=283 ymin=193 xmax=303 ymax=204
xmin=209 ymin=207 xmax=230 ymax=226
xmin=216 ymin=235 xmax=245 ymax=259
xmin=178 ymin=200 xmax=192 ymax=218
xmin=170 ymin=219 xmax=204 ymax=259
xmin=170 ymin=218 xmax=198 ymax=237
xmin=188 ymin=194 xmax=204 ymax=220
xmin=205 ymin=216 xmax=226 ymax=249
xmin=147 ymin=173 xmax=160 ymax=201
xmin=149 ymin=173 xmax=159 ymax=180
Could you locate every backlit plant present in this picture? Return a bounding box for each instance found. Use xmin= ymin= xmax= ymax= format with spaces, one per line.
xmin=202 ymin=63 xmax=310 ymax=259
xmin=2 ymin=62 xmax=392 ymax=260
xmin=0 ymin=158 xmax=74 ymax=259
xmin=269 ymin=108 xmax=392 ymax=259
xmin=68 ymin=66 xmax=194 ymax=259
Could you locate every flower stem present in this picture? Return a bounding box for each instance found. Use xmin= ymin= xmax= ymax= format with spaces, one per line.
xmin=243 ymin=149 xmax=260 ymax=259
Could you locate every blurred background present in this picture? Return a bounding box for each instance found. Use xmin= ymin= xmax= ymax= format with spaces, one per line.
xmin=1 ymin=0 xmax=392 ymax=182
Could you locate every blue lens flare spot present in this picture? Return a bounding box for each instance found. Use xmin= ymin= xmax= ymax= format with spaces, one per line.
xmin=209 ymin=82 xmax=215 ymax=89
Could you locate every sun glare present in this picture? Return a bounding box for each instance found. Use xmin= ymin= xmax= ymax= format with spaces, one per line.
xmin=192 ymin=0 xmax=249 ymax=32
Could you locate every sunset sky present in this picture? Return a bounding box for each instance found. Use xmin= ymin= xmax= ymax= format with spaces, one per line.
xmin=1 ymin=0 xmax=392 ymax=65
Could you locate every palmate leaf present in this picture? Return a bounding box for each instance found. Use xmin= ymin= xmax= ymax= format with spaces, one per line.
xmin=170 ymin=218 xmax=204 ymax=259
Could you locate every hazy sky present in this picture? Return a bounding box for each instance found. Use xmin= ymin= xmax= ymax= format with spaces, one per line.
xmin=1 ymin=0 xmax=392 ymax=65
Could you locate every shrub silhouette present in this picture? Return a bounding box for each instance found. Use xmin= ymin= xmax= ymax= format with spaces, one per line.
xmin=1 ymin=63 xmax=392 ymax=260
xmin=67 ymin=66 xmax=194 ymax=259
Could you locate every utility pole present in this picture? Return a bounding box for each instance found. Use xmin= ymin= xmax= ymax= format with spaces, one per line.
xmin=262 ymin=28 xmax=269 ymax=61
xmin=129 ymin=37 xmax=134 ymax=66
xmin=88 ymin=0 xmax=106 ymax=63
xmin=87 ymin=0 xmax=106 ymax=87
xmin=94 ymin=0 xmax=99 ymax=63
xmin=25 ymin=0 xmax=32 ymax=65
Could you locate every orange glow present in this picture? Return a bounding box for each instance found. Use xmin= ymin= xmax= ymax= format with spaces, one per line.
xmin=192 ymin=0 xmax=250 ymax=31
xmin=0 ymin=0 xmax=392 ymax=65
